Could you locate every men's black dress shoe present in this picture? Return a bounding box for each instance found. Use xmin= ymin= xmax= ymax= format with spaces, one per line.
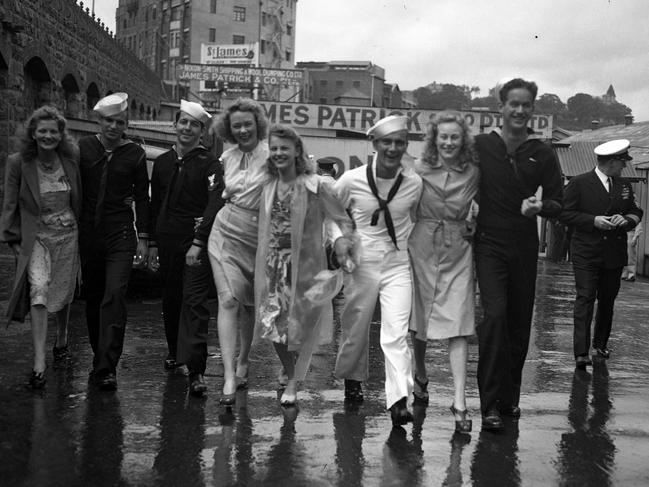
xmin=53 ymin=344 xmax=69 ymax=361
xmin=189 ymin=373 xmax=207 ymax=397
xmin=344 ymin=379 xmax=364 ymax=403
xmin=98 ymin=373 xmax=118 ymax=391
xmin=500 ymin=405 xmax=521 ymax=419
xmin=389 ymin=397 xmax=414 ymax=427
xmin=481 ymin=409 xmax=504 ymax=431
xmin=576 ymin=355 xmax=593 ymax=369
xmin=593 ymin=348 xmax=611 ymax=359
xmin=165 ymin=355 xmax=178 ymax=370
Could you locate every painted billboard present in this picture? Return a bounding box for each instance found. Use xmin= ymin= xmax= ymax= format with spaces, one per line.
xmin=258 ymin=101 xmax=553 ymax=138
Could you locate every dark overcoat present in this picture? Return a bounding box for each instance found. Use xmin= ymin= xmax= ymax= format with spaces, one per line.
xmin=561 ymin=169 xmax=643 ymax=268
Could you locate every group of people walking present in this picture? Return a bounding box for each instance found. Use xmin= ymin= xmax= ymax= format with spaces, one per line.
xmin=2 ymin=76 xmax=642 ymax=433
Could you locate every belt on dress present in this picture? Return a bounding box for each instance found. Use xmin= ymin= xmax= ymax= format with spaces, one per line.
xmin=417 ymin=218 xmax=466 ymax=247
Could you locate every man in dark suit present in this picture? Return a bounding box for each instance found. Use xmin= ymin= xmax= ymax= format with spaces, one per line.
xmin=561 ymin=139 xmax=643 ymax=369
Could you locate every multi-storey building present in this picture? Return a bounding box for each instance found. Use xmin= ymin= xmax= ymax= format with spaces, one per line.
xmin=297 ymin=61 xmax=402 ymax=109
xmin=116 ymin=0 xmax=298 ymax=104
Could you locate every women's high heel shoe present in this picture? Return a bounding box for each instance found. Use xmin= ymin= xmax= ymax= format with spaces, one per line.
xmin=450 ymin=404 xmax=472 ymax=433
xmin=29 ymin=369 xmax=47 ymax=389
xmin=413 ymin=375 xmax=429 ymax=406
xmin=219 ymin=393 xmax=236 ymax=406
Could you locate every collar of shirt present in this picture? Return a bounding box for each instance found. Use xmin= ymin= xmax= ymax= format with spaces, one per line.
xmin=594 ymin=166 xmax=610 ymax=189
xmin=492 ymin=126 xmax=540 ymax=141
xmin=422 ymin=157 xmax=469 ymax=173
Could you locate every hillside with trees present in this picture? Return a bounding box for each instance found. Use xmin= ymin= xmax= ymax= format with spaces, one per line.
xmin=411 ymin=83 xmax=633 ymax=130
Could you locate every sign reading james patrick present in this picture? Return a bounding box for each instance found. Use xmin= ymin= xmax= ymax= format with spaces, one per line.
xmin=177 ymin=63 xmax=304 ymax=87
xmin=258 ymin=102 xmax=553 ymax=138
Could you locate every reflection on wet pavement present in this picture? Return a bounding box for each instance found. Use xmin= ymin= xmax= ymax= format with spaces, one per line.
xmin=2 ymin=259 xmax=649 ymax=485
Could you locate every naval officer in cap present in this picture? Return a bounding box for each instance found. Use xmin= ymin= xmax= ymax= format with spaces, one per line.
xmin=148 ymin=100 xmax=224 ymax=396
xmin=331 ymin=114 xmax=422 ymax=427
xmin=561 ymin=139 xmax=643 ymax=369
xmin=78 ymin=92 xmax=151 ymax=390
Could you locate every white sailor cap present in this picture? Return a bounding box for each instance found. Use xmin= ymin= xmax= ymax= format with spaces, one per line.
xmin=594 ymin=139 xmax=632 ymax=161
xmin=367 ymin=115 xmax=409 ymax=139
xmin=179 ymin=99 xmax=212 ymax=124
xmin=93 ymin=92 xmax=129 ymax=117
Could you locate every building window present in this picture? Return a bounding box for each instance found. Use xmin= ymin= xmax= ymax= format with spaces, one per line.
xmin=233 ymin=6 xmax=246 ymax=22
xmin=170 ymin=30 xmax=180 ymax=48
xmin=171 ymin=6 xmax=181 ymax=20
xmin=319 ymin=97 xmax=327 ymax=104
xmin=152 ymin=6 xmax=156 ymax=19
xmin=209 ymin=28 xmax=216 ymax=42
xmin=286 ymin=24 xmax=292 ymax=36
xmin=260 ymin=39 xmax=266 ymax=54
xmin=353 ymin=80 xmax=361 ymax=88
xmin=285 ymin=50 xmax=291 ymax=62
xmin=336 ymin=80 xmax=343 ymax=88
xmin=233 ymin=35 xmax=245 ymax=44
xmin=182 ymin=31 xmax=190 ymax=52
xmin=210 ymin=0 xmax=217 ymax=13
xmin=123 ymin=19 xmax=127 ymax=29
xmin=262 ymin=12 xmax=266 ymax=26
xmin=320 ymin=80 xmax=327 ymax=87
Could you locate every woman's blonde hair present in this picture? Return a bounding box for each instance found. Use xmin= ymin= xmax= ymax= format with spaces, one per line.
xmin=266 ymin=124 xmax=316 ymax=176
xmin=211 ymin=97 xmax=268 ymax=144
xmin=421 ymin=110 xmax=478 ymax=167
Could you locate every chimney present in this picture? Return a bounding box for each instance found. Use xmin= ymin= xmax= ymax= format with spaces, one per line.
xmin=625 ymin=114 xmax=634 ymax=126
xmin=591 ymin=120 xmax=600 ymax=130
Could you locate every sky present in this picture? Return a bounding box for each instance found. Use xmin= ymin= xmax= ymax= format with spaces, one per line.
xmin=94 ymin=0 xmax=649 ymax=121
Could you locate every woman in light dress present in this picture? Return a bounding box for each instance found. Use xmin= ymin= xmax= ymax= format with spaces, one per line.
xmin=409 ymin=110 xmax=480 ymax=432
xmin=1 ymin=106 xmax=81 ymax=388
xmin=255 ymin=124 xmax=352 ymax=406
xmin=207 ymin=98 xmax=270 ymax=405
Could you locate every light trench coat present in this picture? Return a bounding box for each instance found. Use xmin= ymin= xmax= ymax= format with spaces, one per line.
xmin=254 ymin=173 xmax=352 ymax=380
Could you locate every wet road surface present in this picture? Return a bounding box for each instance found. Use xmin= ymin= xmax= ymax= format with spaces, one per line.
xmin=1 ymin=258 xmax=649 ymax=486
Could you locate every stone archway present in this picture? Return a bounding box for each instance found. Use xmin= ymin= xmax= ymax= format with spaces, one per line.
xmin=61 ymin=73 xmax=81 ymax=118
xmin=0 ymin=50 xmax=12 ymax=163
xmin=24 ymin=56 xmax=53 ymax=111
xmin=86 ymin=82 xmax=100 ymax=111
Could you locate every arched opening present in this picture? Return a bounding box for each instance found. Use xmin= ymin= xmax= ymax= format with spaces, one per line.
xmin=130 ymin=99 xmax=137 ymax=117
xmin=139 ymin=103 xmax=145 ymax=119
xmin=61 ymin=73 xmax=80 ymax=118
xmin=24 ymin=57 xmax=52 ymax=110
xmin=0 ymin=51 xmax=10 ymax=162
xmin=86 ymin=82 xmax=100 ymax=111
xmin=0 ymin=51 xmax=8 ymax=89
xmin=152 ymin=108 xmax=157 ymax=121
xmin=146 ymin=106 xmax=152 ymax=120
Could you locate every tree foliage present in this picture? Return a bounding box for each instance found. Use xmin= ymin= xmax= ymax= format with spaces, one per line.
xmin=412 ymin=83 xmax=634 ymax=130
xmin=414 ymin=83 xmax=472 ymax=110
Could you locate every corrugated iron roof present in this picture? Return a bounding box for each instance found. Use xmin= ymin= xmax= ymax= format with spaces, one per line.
xmin=558 ymin=121 xmax=649 ymax=164
xmin=554 ymin=141 xmax=642 ymax=180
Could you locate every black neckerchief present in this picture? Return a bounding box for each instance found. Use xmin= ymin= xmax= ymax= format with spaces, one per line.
xmin=366 ymin=160 xmax=404 ymax=249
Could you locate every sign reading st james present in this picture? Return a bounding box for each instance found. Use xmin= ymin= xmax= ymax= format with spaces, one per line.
xmin=177 ymin=63 xmax=304 ymax=87
xmin=259 ymin=102 xmax=553 ymax=138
